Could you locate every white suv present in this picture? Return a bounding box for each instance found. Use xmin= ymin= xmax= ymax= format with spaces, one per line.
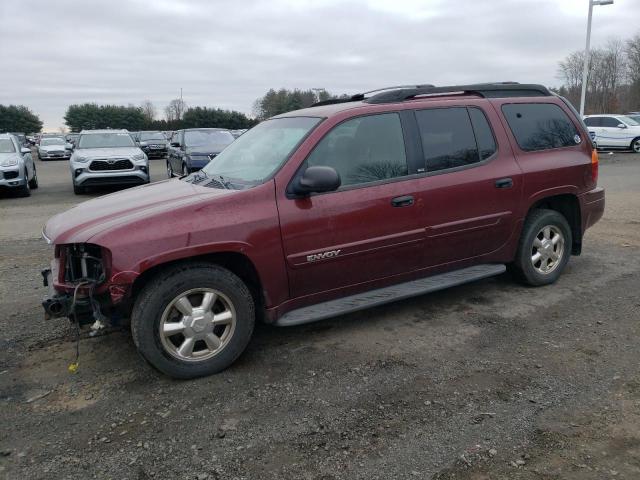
xmin=583 ymin=114 xmax=640 ymax=153
xmin=70 ymin=129 xmax=149 ymax=194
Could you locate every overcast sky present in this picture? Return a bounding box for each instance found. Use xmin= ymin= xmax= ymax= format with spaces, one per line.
xmin=1 ymin=0 xmax=639 ymax=130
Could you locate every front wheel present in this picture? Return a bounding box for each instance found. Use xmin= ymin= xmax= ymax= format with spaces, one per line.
xmin=510 ymin=209 xmax=572 ymax=286
xmin=131 ymin=263 xmax=255 ymax=379
xmin=28 ymin=166 xmax=38 ymax=189
xmin=166 ymin=161 xmax=174 ymax=178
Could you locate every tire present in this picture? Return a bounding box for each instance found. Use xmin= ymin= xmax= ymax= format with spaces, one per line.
xmin=17 ymin=169 xmax=31 ymax=197
xmin=28 ymin=166 xmax=38 ymax=189
xmin=166 ymin=161 xmax=173 ymax=178
xmin=510 ymin=209 xmax=572 ymax=286
xmin=131 ymin=263 xmax=255 ymax=379
xmin=631 ymin=137 xmax=640 ymax=154
xmin=182 ymin=163 xmax=189 ymax=176
xmin=73 ymin=183 xmax=85 ymax=195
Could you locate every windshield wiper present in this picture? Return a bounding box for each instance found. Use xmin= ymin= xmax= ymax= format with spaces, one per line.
xmin=208 ymin=174 xmax=232 ymax=189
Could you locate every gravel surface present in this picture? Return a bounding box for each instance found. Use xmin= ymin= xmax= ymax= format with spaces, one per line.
xmin=1 ymin=152 xmax=639 ymax=479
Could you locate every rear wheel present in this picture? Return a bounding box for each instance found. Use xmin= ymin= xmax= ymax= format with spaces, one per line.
xmin=131 ymin=263 xmax=255 ymax=379
xmin=511 ymin=209 xmax=572 ymax=286
xmin=631 ymin=137 xmax=640 ymax=154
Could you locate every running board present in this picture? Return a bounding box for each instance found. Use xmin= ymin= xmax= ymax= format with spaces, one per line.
xmin=275 ymin=264 xmax=506 ymax=327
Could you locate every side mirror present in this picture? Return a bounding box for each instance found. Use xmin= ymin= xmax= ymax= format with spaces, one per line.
xmin=65 ymin=143 xmax=73 ymax=150
xmin=292 ymin=166 xmax=341 ymax=196
xmin=21 ymin=147 xmax=31 ymax=154
xmin=170 ymin=142 xmax=180 ymax=147
xmin=617 ymin=123 xmax=627 ymax=129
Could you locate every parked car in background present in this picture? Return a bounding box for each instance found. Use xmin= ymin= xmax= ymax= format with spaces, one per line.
xmin=70 ymin=129 xmax=149 ymax=194
xmin=230 ymin=129 xmax=248 ymax=138
xmin=38 ymin=137 xmax=72 ymax=160
xmin=583 ymin=114 xmax=640 ymax=153
xmin=41 ymin=83 xmax=604 ymax=378
xmin=9 ymin=132 xmax=28 ymax=147
xmin=166 ymin=128 xmax=235 ymax=177
xmin=66 ymin=133 xmax=80 ymax=146
xmin=137 ymin=131 xmax=169 ymax=159
xmin=0 ymin=133 xmax=38 ymax=196
xmin=627 ymin=113 xmax=640 ymax=124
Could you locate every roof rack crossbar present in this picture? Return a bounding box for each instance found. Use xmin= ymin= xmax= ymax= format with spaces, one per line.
xmin=364 ymin=83 xmax=552 ymax=104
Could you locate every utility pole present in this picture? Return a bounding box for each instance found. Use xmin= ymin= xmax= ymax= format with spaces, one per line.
xmin=579 ymin=0 xmax=614 ymax=116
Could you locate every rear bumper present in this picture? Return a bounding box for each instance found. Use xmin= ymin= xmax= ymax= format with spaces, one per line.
xmin=579 ymin=186 xmax=605 ymax=233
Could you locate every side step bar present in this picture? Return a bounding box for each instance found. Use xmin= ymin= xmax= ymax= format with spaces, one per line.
xmin=275 ymin=264 xmax=506 ymax=327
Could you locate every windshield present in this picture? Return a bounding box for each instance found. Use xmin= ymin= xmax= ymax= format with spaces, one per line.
xmin=78 ymin=132 xmax=135 ymax=149
xmin=0 ymin=139 xmax=16 ymax=153
xmin=620 ymin=116 xmax=640 ymax=126
xmin=184 ymin=130 xmax=235 ymax=148
xmin=139 ymin=132 xmax=165 ymax=141
xmin=41 ymin=138 xmax=65 ymax=146
xmin=201 ymin=117 xmax=322 ymax=185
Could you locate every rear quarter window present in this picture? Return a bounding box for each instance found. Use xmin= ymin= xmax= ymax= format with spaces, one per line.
xmin=501 ymin=103 xmax=580 ymax=152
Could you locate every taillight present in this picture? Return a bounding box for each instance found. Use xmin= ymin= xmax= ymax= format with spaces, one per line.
xmin=591 ymin=149 xmax=599 ymax=184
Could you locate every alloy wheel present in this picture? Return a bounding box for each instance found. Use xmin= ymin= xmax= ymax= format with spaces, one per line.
xmin=633 ymin=139 xmax=640 ymax=154
xmin=159 ymin=288 xmax=236 ymax=362
xmin=531 ymin=225 xmax=565 ymax=275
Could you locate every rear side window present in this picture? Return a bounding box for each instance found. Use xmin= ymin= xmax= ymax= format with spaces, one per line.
xmin=502 ymin=103 xmax=580 ymax=152
xmin=584 ymin=117 xmax=601 ymax=127
xmin=415 ymin=107 xmax=494 ymax=172
xmin=306 ymin=112 xmax=408 ymax=187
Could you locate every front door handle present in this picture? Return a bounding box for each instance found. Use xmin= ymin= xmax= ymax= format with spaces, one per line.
xmin=391 ymin=195 xmax=414 ymax=207
xmin=495 ymin=178 xmax=513 ymax=189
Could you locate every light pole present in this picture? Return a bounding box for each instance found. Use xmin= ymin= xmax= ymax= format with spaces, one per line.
xmin=579 ymin=0 xmax=614 ymax=116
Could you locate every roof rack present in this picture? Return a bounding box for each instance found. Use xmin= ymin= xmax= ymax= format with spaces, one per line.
xmin=310 ymin=82 xmax=551 ymax=108
xmin=364 ymin=83 xmax=551 ymax=104
xmin=311 ymin=83 xmax=436 ymax=107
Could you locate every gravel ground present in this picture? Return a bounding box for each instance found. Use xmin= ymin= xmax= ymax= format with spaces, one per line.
xmin=0 ymin=152 xmax=639 ymax=479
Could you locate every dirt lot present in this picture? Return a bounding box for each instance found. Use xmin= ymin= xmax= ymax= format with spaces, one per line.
xmin=1 ymin=152 xmax=639 ymax=479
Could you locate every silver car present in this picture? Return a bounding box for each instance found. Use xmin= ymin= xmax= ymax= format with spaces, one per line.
xmin=70 ymin=129 xmax=149 ymax=194
xmin=0 ymin=133 xmax=38 ymax=196
xmin=38 ymin=136 xmax=72 ymax=160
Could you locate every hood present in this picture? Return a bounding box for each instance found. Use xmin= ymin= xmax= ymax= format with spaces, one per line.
xmin=187 ymin=144 xmax=229 ymax=156
xmin=74 ymin=146 xmax=143 ymax=158
xmin=40 ymin=144 xmax=66 ymax=152
xmin=43 ymin=179 xmax=234 ymax=244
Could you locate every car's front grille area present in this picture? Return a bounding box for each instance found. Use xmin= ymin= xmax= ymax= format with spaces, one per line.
xmin=2 ymin=171 xmax=19 ymax=180
xmin=49 ymin=150 xmax=65 ymax=156
xmin=89 ymin=159 xmax=133 ymax=171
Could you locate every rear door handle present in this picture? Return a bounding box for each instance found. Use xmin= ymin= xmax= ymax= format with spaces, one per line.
xmin=391 ymin=195 xmax=414 ymax=207
xmin=495 ymin=178 xmax=513 ymax=189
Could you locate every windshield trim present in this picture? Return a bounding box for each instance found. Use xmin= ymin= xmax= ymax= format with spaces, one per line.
xmin=201 ymin=116 xmax=324 ymax=188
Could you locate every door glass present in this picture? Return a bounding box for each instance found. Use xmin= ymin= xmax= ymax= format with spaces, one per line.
xmin=415 ymin=107 xmax=480 ymax=171
xmin=601 ymin=117 xmax=621 ymax=128
xmin=468 ymin=108 xmax=497 ymax=160
xmin=584 ymin=117 xmax=601 ymax=127
xmin=306 ymin=113 xmax=408 ymax=187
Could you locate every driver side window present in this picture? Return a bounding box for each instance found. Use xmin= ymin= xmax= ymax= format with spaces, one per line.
xmin=306 ymin=113 xmax=408 ymax=187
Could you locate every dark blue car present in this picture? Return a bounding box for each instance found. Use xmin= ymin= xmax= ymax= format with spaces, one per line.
xmin=167 ymin=128 xmax=235 ymax=177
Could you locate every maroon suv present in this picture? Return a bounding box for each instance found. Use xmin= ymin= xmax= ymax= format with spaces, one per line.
xmin=41 ymin=83 xmax=605 ymax=378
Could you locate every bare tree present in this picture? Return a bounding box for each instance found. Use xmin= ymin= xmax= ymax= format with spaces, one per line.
xmin=626 ymin=33 xmax=640 ymax=109
xmin=164 ymin=98 xmax=187 ymax=122
xmin=140 ymin=100 xmax=156 ymax=123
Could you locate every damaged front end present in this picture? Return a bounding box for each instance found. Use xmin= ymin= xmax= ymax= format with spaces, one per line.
xmin=42 ymin=243 xmax=110 ymax=327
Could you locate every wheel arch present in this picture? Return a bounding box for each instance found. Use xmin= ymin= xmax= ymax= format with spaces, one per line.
xmin=526 ymin=193 xmax=582 ymax=255
xmin=129 ymin=251 xmax=266 ymax=320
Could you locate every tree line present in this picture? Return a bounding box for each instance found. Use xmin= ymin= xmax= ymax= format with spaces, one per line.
xmin=0 ymin=105 xmax=43 ymax=134
xmin=556 ymin=31 xmax=640 ymax=114
xmin=64 ymin=101 xmax=258 ymax=132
